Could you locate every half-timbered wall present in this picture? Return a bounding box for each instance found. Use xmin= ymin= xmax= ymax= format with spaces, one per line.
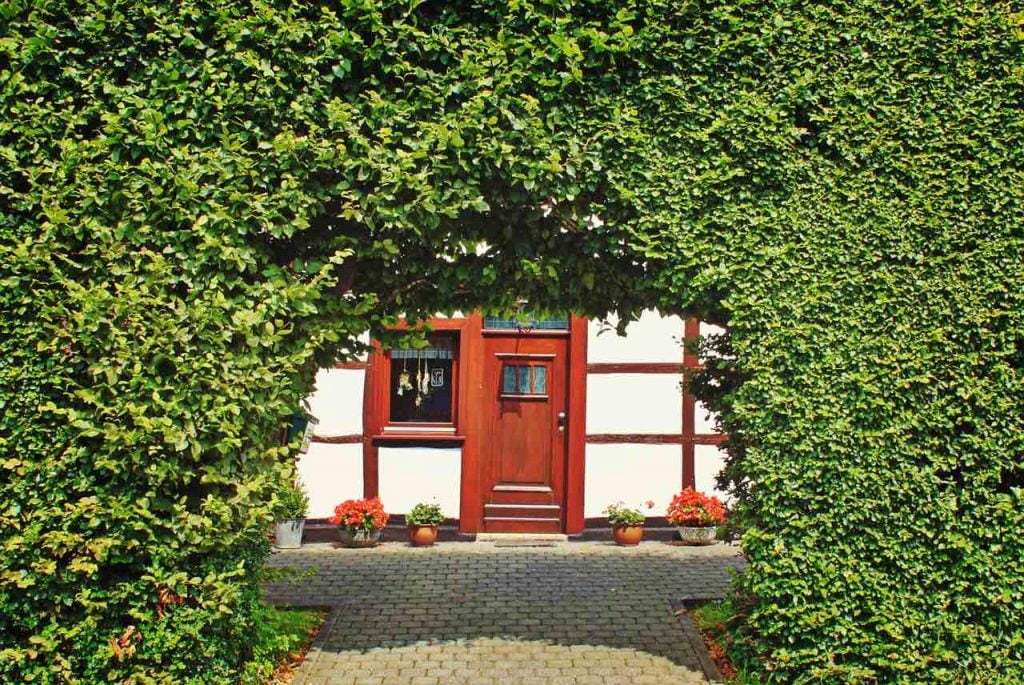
xmin=300 ymin=361 xmax=366 ymax=518
xmin=377 ymin=446 xmax=462 ymax=519
xmin=296 ymin=310 xmax=726 ymax=523
xmin=583 ymin=311 xmax=727 ymax=518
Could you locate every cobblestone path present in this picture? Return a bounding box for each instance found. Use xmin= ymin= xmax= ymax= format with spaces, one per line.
xmin=263 ymin=541 xmax=744 ymax=684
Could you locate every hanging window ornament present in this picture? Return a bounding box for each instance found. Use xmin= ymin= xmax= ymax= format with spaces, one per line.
xmin=414 ymin=350 xmax=430 ymax=407
xmin=420 ymin=362 xmax=431 ymax=395
xmin=416 ymin=353 xmax=423 ymax=397
xmin=397 ymin=356 xmax=413 ymax=396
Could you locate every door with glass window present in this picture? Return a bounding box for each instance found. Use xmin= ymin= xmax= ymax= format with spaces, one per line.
xmin=481 ymin=320 xmax=569 ymax=533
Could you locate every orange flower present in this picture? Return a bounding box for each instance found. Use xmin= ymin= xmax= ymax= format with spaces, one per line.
xmin=665 ymin=488 xmax=727 ymax=526
xmin=329 ymin=497 xmax=390 ymax=531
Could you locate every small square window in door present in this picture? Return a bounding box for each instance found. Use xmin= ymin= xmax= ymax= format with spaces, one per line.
xmin=501 ymin=364 xmax=548 ymax=396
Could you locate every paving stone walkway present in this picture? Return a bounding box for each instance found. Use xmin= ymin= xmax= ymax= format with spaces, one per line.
xmin=263 ymin=541 xmax=744 ymax=685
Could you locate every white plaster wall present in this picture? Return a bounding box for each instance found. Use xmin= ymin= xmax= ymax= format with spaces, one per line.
xmin=354 ymin=331 xmax=371 ymax=360
xmin=378 ymin=447 xmax=462 ymax=518
xmin=395 ymin=311 xmax=465 ymax=320
xmin=699 ymin=322 xmax=727 ymax=338
xmin=694 ymin=400 xmax=720 ymax=435
xmin=588 ymin=309 xmax=684 ymax=363
xmin=694 ymin=444 xmax=730 ymax=502
xmin=584 ymin=444 xmax=682 ymax=518
xmin=297 ymin=443 xmax=363 ymax=518
xmin=307 ymin=368 xmax=363 ymax=436
xmin=586 ymin=373 xmax=683 ymax=434
xmin=335 ymin=331 xmax=371 ymax=361
xmin=697 ymin=321 xmax=729 ymax=362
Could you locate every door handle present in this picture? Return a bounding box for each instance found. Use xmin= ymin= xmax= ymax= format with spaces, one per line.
xmin=557 ymin=411 xmax=567 ymax=431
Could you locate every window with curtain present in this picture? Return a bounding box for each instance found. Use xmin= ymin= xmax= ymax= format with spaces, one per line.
xmin=387 ymin=333 xmax=458 ymax=423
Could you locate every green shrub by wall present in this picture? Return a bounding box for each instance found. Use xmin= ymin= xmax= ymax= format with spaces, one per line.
xmin=617 ymin=4 xmax=1024 ymax=680
xmin=2 ymin=1 xmax=1021 ymax=681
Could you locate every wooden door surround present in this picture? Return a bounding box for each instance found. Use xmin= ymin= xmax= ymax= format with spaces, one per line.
xmin=480 ymin=336 xmax=569 ymax=533
xmin=360 ymin=315 xmax=588 ymax=535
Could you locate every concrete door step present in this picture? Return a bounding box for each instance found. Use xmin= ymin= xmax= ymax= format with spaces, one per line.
xmin=476 ymin=533 xmax=568 ymax=546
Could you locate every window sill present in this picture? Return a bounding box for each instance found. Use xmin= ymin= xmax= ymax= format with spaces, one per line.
xmin=371 ymin=433 xmax=466 ymax=445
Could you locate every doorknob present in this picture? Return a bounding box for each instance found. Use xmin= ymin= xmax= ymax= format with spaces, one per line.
xmin=557 ymin=411 xmax=567 ymax=431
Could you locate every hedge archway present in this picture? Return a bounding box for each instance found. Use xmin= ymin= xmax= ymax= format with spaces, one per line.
xmin=2 ymin=1 xmax=1022 ymax=682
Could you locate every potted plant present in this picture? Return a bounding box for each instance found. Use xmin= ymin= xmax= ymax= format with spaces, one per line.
xmin=666 ymin=487 xmax=727 ymax=545
xmin=603 ymin=500 xmax=654 ymax=546
xmin=329 ymin=497 xmax=389 ymax=548
xmin=405 ymin=502 xmax=445 ymax=547
xmin=273 ymin=480 xmax=309 ymax=549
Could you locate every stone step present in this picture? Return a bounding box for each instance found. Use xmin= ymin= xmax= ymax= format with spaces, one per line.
xmin=475 ymin=532 xmax=569 ymax=544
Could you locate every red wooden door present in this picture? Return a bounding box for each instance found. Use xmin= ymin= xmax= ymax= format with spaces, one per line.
xmin=481 ymin=335 xmax=569 ymax=533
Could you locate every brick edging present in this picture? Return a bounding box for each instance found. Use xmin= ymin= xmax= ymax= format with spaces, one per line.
xmin=673 ymin=609 xmax=725 ymax=683
xmin=290 ymin=607 xmax=342 ymax=685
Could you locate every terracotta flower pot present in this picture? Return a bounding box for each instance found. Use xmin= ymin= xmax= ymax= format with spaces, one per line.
xmin=612 ymin=524 xmax=644 ymax=546
xmin=338 ymin=528 xmax=382 ymax=548
xmin=407 ymin=524 xmax=439 ymax=547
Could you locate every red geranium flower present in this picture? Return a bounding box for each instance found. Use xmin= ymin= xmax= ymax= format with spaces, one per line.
xmin=665 ymin=488 xmax=727 ymax=527
xmin=328 ymin=497 xmax=390 ymax=531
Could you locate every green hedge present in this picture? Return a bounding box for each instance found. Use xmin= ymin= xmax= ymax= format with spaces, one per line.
xmin=2 ymin=1 xmax=1021 ymax=682
xmin=625 ymin=3 xmax=1024 ymax=680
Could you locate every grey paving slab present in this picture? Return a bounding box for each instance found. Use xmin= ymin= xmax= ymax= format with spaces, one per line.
xmin=263 ymin=541 xmax=744 ymax=684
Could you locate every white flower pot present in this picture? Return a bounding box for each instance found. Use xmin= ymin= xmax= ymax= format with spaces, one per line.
xmin=338 ymin=528 xmax=383 ymax=548
xmin=274 ymin=519 xmax=305 ymax=549
xmin=676 ymin=526 xmax=717 ymax=545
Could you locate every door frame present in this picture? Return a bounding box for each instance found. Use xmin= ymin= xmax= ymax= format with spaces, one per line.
xmin=478 ymin=334 xmax=569 ymax=533
xmin=363 ymin=313 xmax=587 ymax=535
xmin=464 ymin=315 xmax=586 ymax=534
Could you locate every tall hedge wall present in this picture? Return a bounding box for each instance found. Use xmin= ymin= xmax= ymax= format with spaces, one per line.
xmin=2 ymin=1 xmax=1022 ymax=682
xmin=599 ymin=2 xmax=1024 ymax=681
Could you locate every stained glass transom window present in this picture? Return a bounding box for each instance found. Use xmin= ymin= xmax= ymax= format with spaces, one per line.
xmin=483 ymin=315 xmax=568 ymax=331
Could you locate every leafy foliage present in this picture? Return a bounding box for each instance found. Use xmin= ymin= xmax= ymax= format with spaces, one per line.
xmin=273 ymin=480 xmax=309 ymax=521
xmin=406 ymin=502 xmax=445 ymax=527
xmin=238 ymin=605 xmax=323 ymax=685
xmin=603 ymin=501 xmax=653 ymax=526
xmin=689 ymin=598 xmax=764 ymax=684
xmin=2 ymin=0 xmax=1021 ymax=682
